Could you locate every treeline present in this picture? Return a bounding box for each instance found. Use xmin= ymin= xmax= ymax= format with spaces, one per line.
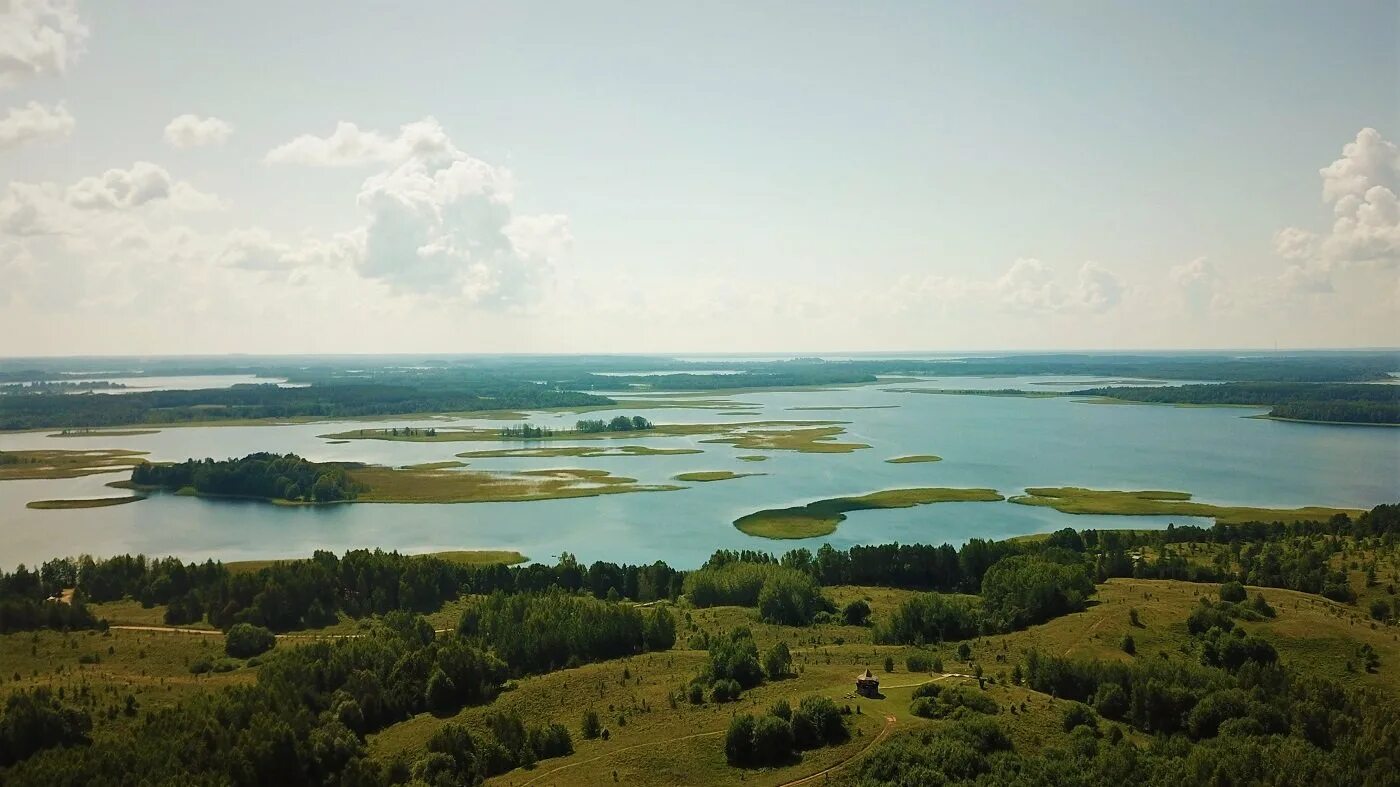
xmin=129 ymin=453 xmax=362 ymax=503
xmin=1073 ymin=382 xmax=1400 ymax=425
xmin=683 ymin=562 xmax=832 ymax=625
xmin=874 ymin=555 xmax=1095 ymax=644
xmin=575 ymin=415 xmax=652 ymax=432
xmin=0 ymin=381 xmax=612 ymax=430
xmin=0 ymin=563 xmax=102 ymax=634
xmin=1084 ymin=505 xmax=1400 ymax=601
xmin=33 ymin=549 xmax=681 ymax=633
xmin=456 ymin=590 xmax=676 ymax=676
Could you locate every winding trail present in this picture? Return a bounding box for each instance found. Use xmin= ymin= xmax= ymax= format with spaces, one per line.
xmin=777 ymin=713 xmax=896 ymax=787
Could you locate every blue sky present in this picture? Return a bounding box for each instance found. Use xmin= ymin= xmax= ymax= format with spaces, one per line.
xmin=1 ymin=1 xmax=1396 ymax=354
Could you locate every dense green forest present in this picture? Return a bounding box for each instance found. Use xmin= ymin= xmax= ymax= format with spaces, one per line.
xmin=0 ymin=382 xmax=611 ymax=430
xmin=129 ymin=452 xmax=362 ymax=503
xmin=1073 ymin=382 xmax=1400 ymax=424
xmin=2 ymin=353 xmax=1394 ymax=431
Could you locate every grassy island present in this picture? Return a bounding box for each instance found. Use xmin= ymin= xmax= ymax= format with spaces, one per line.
xmin=0 ymin=449 xmax=148 ymax=481
xmin=1010 ymin=487 xmax=1362 ymax=524
xmin=672 ymin=471 xmax=763 ymax=482
xmin=734 ymin=487 xmax=1005 ymax=539
xmin=455 ymin=445 xmax=700 ymax=459
xmin=886 ymin=454 xmax=942 ymax=463
xmin=26 ymin=495 xmax=146 ymax=510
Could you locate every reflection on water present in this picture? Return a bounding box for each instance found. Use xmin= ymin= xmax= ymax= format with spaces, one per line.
xmin=0 ymin=375 xmax=1395 ymax=569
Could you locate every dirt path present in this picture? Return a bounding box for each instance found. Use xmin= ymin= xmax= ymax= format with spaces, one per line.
xmin=515 ymin=729 xmax=726 ymax=787
xmin=776 ymin=713 xmax=897 ymax=787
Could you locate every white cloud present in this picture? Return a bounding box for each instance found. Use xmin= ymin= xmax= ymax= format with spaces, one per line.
xmin=163 ymin=114 xmax=232 ymax=148
xmin=1169 ymin=257 xmax=1231 ymax=313
xmin=1073 ymin=261 xmax=1125 ymax=312
xmin=0 ymin=0 xmax=88 ymax=88
xmin=265 ymin=118 xmax=461 ymax=168
xmin=253 ymin=117 xmax=565 ymax=306
xmin=0 ymin=163 xmax=220 ymax=241
xmin=1276 ymin=128 xmax=1400 ymax=295
xmin=0 ymin=100 xmax=71 ymax=149
xmin=992 ymin=257 xmax=1124 ymax=313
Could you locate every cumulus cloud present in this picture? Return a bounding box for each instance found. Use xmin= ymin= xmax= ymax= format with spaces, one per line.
xmin=163 ymin=114 xmax=232 ymax=148
xmin=1169 ymin=257 xmax=1232 ymax=313
xmin=252 ymin=117 xmax=567 ymax=306
xmin=993 ymin=258 xmax=1124 ymax=313
xmin=0 ymin=100 xmax=71 ymax=149
xmin=264 ymin=118 xmax=461 ymax=168
xmin=0 ymin=162 xmax=220 ymax=240
xmin=0 ymin=0 xmax=88 ymax=88
xmin=1277 ymin=128 xmax=1400 ymax=295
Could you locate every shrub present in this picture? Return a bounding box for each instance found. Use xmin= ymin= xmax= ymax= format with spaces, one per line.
xmin=709 ymin=678 xmax=742 ymax=703
xmin=1120 ymin=635 xmax=1136 ymax=655
xmin=750 ymin=715 xmax=794 ymax=765
xmin=842 ymin=599 xmax=871 ymax=626
xmin=1063 ymin=702 xmax=1098 ymax=732
xmin=724 ymin=714 xmax=755 ymax=765
xmin=909 ymin=685 xmax=998 ymax=718
xmin=906 ymin=652 xmax=932 ymax=673
xmin=1219 ymin=581 xmax=1246 ymax=604
xmin=224 ymin=623 xmax=275 ymax=658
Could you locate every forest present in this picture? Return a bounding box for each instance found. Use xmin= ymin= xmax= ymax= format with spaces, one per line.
xmin=0 ymin=381 xmax=611 ymax=430
xmin=1073 ymin=382 xmax=1400 ymax=424
xmin=129 ymin=452 xmax=362 ymax=503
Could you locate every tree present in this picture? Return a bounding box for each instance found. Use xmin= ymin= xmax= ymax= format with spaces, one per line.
xmin=225 ymin=623 xmax=275 ymax=658
xmin=763 ymin=641 xmax=792 ymax=680
xmin=724 ymin=714 xmax=755 ymax=765
xmin=1121 ymin=635 xmax=1136 ymax=655
xmin=750 ymin=715 xmax=794 ymax=765
xmin=1219 ymin=581 xmax=1247 ymax=604
xmin=581 ymin=709 xmax=601 ymax=740
xmin=884 ymin=656 xmax=895 ymax=673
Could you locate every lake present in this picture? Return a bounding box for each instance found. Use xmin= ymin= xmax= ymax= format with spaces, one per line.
xmin=1 ymin=376 xmax=1396 ymax=569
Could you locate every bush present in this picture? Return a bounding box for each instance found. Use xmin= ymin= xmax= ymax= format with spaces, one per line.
xmin=710 ymin=678 xmax=742 ymax=703
xmin=909 ymin=684 xmax=998 ymax=718
xmin=1120 ymin=635 xmax=1136 ymax=655
xmin=1219 ymin=581 xmax=1247 ymax=604
xmin=842 ymin=599 xmax=871 ymax=626
xmin=906 ymin=652 xmax=932 ymax=673
xmin=1093 ymin=683 xmax=1127 ymax=720
xmin=188 ymin=656 xmax=213 ymax=675
xmin=224 ymin=623 xmax=275 ymax=658
xmin=1063 ymin=702 xmax=1098 ymax=732
xmin=750 ymin=715 xmax=794 ymax=765
xmin=724 ymin=714 xmax=755 ymax=765
xmin=791 ymin=696 xmax=846 ymax=749
xmin=884 ymin=656 xmax=894 ymax=672
xmin=687 ymin=682 xmax=705 ymax=705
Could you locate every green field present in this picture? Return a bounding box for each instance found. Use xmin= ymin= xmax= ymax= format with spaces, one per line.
xmin=734 ymin=487 xmax=1006 ymax=539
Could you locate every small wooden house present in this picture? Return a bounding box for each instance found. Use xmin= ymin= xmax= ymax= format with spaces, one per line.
xmin=855 ymin=669 xmax=880 ymax=697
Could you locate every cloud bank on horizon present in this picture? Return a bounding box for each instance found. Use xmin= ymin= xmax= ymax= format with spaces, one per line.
xmin=0 ymin=0 xmax=1395 ymax=354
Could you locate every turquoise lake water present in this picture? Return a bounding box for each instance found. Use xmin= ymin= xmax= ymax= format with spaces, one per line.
xmin=0 ymin=376 xmax=1395 ymax=569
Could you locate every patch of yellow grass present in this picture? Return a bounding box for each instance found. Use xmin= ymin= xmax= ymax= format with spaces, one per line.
xmin=0 ymin=448 xmax=148 ymax=480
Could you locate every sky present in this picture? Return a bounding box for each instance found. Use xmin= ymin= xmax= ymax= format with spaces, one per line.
xmin=0 ymin=1 xmax=1396 ymax=356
